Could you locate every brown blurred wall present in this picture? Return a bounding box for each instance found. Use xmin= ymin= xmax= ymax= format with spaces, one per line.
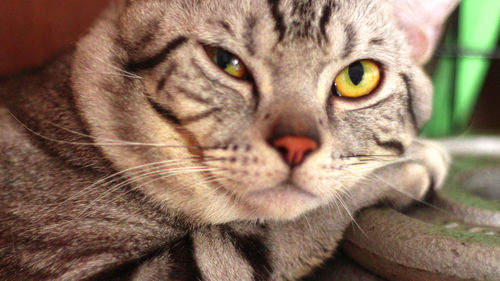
xmin=0 ymin=0 xmax=112 ymax=75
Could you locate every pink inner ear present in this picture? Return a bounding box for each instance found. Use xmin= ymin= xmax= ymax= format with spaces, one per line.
xmin=394 ymin=0 xmax=460 ymax=64
xmin=407 ymin=26 xmax=431 ymax=65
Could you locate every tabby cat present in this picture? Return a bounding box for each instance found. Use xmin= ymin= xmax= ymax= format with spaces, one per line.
xmin=0 ymin=0 xmax=458 ymax=280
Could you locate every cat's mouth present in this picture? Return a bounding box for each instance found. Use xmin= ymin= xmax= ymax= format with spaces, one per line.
xmin=241 ymin=178 xmax=320 ymax=218
xmin=248 ymin=179 xmax=317 ymax=198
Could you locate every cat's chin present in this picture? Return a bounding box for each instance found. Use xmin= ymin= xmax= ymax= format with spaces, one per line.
xmin=242 ymin=182 xmax=322 ymax=220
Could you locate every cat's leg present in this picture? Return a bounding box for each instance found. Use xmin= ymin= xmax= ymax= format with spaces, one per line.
xmin=267 ymin=139 xmax=449 ymax=280
xmin=379 ymin=138 xmax=450 ymax=209
xmin=131 ymin=226 xmax=257 ymax=281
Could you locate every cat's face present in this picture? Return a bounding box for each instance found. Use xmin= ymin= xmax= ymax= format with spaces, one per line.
xmin=72 ymin=0 xmax=434 ymax=223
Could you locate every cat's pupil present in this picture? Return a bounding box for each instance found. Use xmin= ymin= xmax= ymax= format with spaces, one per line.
xmin=348 ymin=61 xmax=364 ymax=85
xmin=215 ymin=49 xmax=234 ymax=69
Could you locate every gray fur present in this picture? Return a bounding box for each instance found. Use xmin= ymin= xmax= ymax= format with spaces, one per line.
xmin=0 ymin=0 xmax=455 ymax=280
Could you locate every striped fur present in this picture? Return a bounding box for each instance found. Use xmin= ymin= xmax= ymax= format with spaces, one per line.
xmin=0 ymin=0 xmax=457 ymax=280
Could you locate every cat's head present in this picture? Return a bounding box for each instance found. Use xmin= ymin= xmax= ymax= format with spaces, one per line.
xmin=72 ymin=0 xmax=459 ymax=223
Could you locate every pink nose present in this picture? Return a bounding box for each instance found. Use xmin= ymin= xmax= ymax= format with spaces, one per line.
xmin=272 ymin=136 xmax=318 ymax=166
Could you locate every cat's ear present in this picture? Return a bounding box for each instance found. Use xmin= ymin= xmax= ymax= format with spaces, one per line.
xmin=393 ymin=0 xmax=460 ymax=64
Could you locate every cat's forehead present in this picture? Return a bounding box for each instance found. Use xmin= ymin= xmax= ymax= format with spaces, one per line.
xmin=121 ymin=0 xmax=405 ymax=67
xmin=154 ymin=1 xmax=391 ymax=36
xmin=171 ymin=0 xmax=399 ymax=55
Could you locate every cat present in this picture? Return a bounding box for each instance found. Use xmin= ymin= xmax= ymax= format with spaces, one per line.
xmin=0 ymin=0 xmax=457 ymax=280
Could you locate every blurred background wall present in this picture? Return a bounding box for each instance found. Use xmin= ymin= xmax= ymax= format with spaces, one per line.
xmin=0 ymin=0 xmax=111 ymax=75
xmin=470 ymin=60 xmax=499 ymax=133
xmin=0 ymin=1 xmax=498 ymax=133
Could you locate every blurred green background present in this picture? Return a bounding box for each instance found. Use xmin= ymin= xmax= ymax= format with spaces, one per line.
xmin=423 ymin=0 xmax=500 ymax=137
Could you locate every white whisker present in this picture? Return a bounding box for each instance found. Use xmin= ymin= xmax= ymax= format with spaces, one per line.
xmin=92 ymin=55 xmax=143 ymax=80
xmin=81 ymin=71 xmax=141 ymax=79
xmin=365 ymin=173 xmax=446 ymax=213
xmin=8 ymin=111 xmax=208 ymax=149
xmin=78 ymin=166 xmax=221 ymax=217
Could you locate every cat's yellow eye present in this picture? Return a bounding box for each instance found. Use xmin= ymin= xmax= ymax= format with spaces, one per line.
xmin=334 ymin=60 xmax=381 ymax=98
xmin=204 ymin=46 xmax=248 ymax=79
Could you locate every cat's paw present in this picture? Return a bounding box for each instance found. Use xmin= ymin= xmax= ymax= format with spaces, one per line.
xmin=370 ymin=139 xmax=450 ymax=209
xmin=405 ymin=138 xmax=450 ymax=190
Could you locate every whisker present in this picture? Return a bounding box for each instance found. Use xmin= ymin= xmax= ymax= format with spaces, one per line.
xmin=334 ymin=188 xmax=367 ymax=238
xmin=92 ymin=55 xmax=143 ymax=79
xmin=38 ymin=158 xmax=204 ymax=213
xmin=81 ymin=71 xmax=142 ymax=80
xmin=364 ymin=173 xmax=448 ymax=213
xmin=132 ymin=167 xmax=221 ymax=191
xmin=48 ymin=121 xmax=191 ymax=148
xmin=341 ymin=154 xmax=399 ymax=159
xmin=8 ymin=111 xmax=216 ymax=149
xmin=78 ymin=166 xmax=221 ymax=217
xmin=324 ymin=177 xmax=367 ymax=236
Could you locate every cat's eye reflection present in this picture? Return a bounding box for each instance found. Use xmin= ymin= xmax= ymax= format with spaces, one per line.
xmin=334 ymin=60 xmax=381 ymax=98
xmin=204 ymin=45 xmax=249 ymax=79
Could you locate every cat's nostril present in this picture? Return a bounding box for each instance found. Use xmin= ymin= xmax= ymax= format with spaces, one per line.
xmin=272 ymin=136 xmax=318 ymax=166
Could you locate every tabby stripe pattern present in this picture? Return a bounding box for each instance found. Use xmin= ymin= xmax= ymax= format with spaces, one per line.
xmin=175 ymin=86 xmax=213 ymax=105
xmin=191 ymin=60 xmax=244 ymax=99
xmin=252 ymin=86 xmax=261 ymax=112
xmin=400 ymin=73 xmax=418 ymax=130
xmin=244 ymin=16 xmax=258 ymax=56
xmin=147 ymin=97 xmax=182 ymax=125
xmin=148 ymin=95 xmax=222 ymax=126
xmin=182 ymin=107 xmax=222 ymax=125
xmin=126 ymin=36 xmax=187 ymax=72
xmin=369 ymin=37 xmax=385 ymax=46
xmin=224 ymin=228 xmax=272 ymax=281
xmin=342 ymin=24 xmax=356 ymax=59
xmin=157 ymin=63 xmax=178 ymax=92
xmin=373 ymin=135 xmax=405 ymax=155
xmin=218 ymin=20 xmax=234 ymax=36
xmin=168 ymin=235 xmax=203 ymax=281
xmin=267 ymin=0 xmax=286 ymax=42
xmin=319 ymin=1 xmax=336 ymax=42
